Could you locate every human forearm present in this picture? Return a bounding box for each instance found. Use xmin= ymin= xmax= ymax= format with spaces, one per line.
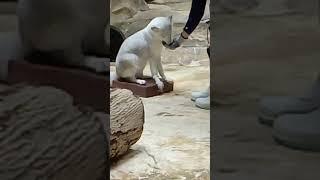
xmin=183 ymin=0 xmax=207 ymax=36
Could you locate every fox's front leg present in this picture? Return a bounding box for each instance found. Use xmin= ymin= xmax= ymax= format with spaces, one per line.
xmin=157 ymin=60 xmax=172 ymax=83
xmin=150 ymin=59 xmax=164 ymax=92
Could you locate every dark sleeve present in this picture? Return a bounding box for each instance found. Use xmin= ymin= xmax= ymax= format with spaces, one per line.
xmin=183 ymin=0 xmax=207 ymax=35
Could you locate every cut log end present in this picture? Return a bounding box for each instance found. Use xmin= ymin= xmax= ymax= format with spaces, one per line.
xmin=110 ymin=88 xmax=145 ymax=159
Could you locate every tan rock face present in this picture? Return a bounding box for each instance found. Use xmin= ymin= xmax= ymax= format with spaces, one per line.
xmin=110 ymin=0 xmax=149 ymax=24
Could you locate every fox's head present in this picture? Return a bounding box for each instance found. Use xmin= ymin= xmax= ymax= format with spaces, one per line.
xmin=149 ymin=16 xmax=173 ymax=44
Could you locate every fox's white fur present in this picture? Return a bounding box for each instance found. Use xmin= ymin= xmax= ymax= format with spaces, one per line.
xmin=110 ymin=16 xmax=173 ymax=92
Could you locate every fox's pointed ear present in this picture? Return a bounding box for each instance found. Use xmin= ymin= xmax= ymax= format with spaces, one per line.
xmin=151 ymin=26 xmax=160 ymax=32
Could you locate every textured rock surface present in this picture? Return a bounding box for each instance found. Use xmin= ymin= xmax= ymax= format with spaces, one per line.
xmin=111 ymin=0 xmax=149 ymax=24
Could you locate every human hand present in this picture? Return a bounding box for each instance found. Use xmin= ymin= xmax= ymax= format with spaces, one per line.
xmin=162 ymin=32 xmax=188 ymax=50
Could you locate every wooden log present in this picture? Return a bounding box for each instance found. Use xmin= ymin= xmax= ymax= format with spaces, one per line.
xmin=0 ymin=85 xmax=108 ymax=180
xmin=110 ymin=88 xmax=144 ymax=159
xmin=112 ymin=78 xmax=174 ymax=98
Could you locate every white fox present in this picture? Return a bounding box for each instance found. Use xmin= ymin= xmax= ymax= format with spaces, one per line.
xmin=110 ymin=16 xmax=173 ymax=92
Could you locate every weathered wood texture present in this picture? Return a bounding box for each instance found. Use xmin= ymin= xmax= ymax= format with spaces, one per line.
xmin=7 ymin=60 xmax=109 ymax=112
xmin=112 ymin=78 xmax=174 ymax=98
xmin=0 ymin=85 xmax=108 ymax=180
xmin=110 ymin=88 xmax=144 ymax=159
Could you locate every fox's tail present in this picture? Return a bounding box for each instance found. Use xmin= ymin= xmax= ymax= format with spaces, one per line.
xmin=110 ymin=71 xmax=118 ymax=87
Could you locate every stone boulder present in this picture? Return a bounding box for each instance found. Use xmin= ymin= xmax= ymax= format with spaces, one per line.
xmin=111 ymin=0 xmax=150 ymax=24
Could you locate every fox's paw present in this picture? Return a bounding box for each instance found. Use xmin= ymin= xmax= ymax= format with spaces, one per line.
xmin=156 ymin=80 xmax=164 ymax=92
xmin=136 ymin=79 xmax=146 ymax=85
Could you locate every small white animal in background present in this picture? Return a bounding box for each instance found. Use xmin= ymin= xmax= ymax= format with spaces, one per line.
xmin=110 ymin=16 xmax=173 ymax=92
